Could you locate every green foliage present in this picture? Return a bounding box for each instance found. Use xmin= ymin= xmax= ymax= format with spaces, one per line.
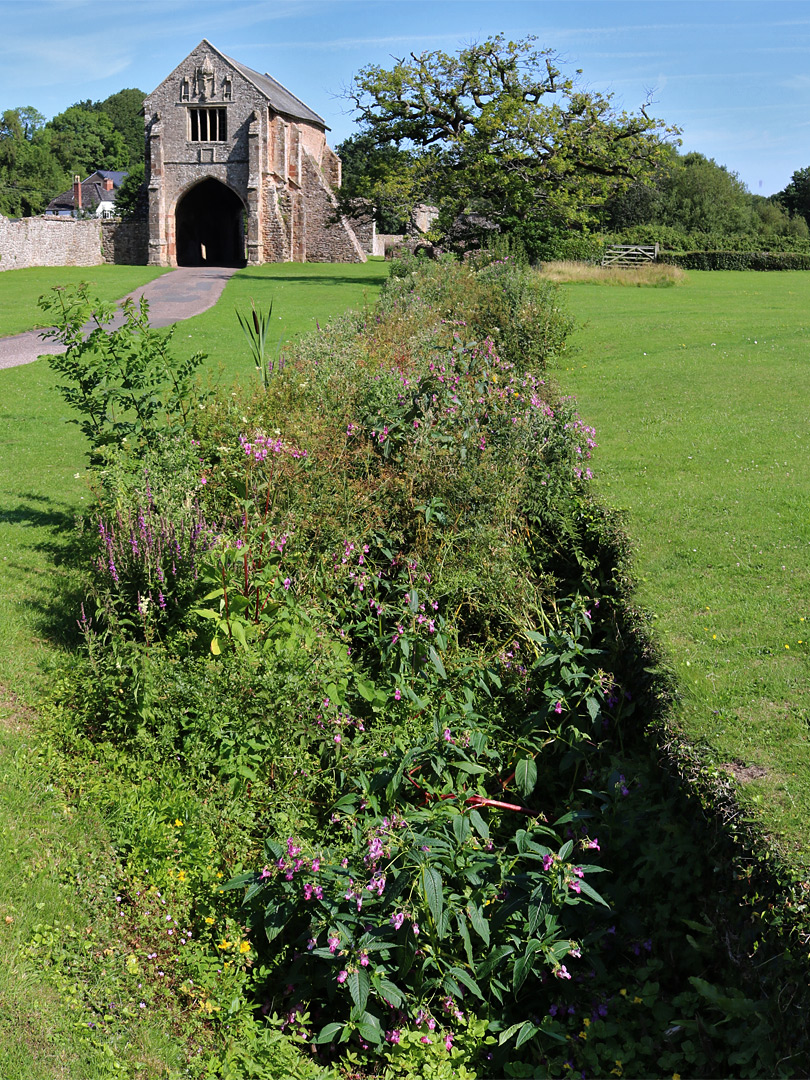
xmin=774 ymin=165 xmax=810 ymax=228
xmin=46 ymin=104 xmax=129 ymax=177
xmin=660 ymin=249 xmax=810 ymax=270
xmin=235 ymin=298 xmax=284 ymax=389
xmin=603 ymin=147 xmax=810 ymax=251
xmin=39 ymin=282 xmax=207 ymax=459
xmin=0 ymin=107 xmax=70 ymax=216
xmin=349 ymin=35 xmax=673 ymax=255
xmin=113 ymin=162 xmax=146 ymax=220
xmin=335 ymin=132 xmax=415 ymax=233
xmin=94 ymin=88 xmax=146 ymax=167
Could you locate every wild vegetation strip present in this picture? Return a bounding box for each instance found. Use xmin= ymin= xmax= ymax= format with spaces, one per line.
xmin=562 ymin=269 xmax=810 ymax=860
xmin=0 ymin=261 xmax=389 ymax=1078
xmin=3 ymin=253 xmax=803 ymax=1078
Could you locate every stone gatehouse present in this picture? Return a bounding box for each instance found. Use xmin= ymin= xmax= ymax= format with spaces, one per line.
xmin=143 ymin=40 xmax=365 ymax=267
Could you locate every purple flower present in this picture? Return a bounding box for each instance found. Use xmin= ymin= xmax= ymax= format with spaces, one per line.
xmin=385 ymin=1030 xmax=401 ymax=1044
xmin=554 ymin=701 xmax=563 ymax=715
xmin=328 ymin=936 xmax=340 ymax=953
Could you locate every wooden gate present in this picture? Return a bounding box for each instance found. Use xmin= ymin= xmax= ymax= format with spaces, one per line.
xmin=601 ymin=243 xmax=659 ymax=267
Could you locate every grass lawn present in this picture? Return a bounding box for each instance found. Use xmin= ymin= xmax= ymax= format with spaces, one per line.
xmin=0 ymin=265 xmax=172 ymax=337
xmin=0 ymin=259 xmax=389 ymax=1076
xmin=561 ymin=270 xmax=810 ymax=861
xmin=175 ymin=259 xmax=390 ymax=384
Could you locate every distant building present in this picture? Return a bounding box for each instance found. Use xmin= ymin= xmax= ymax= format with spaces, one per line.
xmin=143 ymin=39 xmax=365 ymax=266
xmin=46 ymin=170 xmax=129 ymax=218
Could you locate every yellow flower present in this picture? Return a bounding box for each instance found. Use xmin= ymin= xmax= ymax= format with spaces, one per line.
xmin=204 ymin=916 xmax=215 ymax=925
xmin=619 ymin=988 xmax=627 ymax=997
xmin=633 ymin=996 xmax=643 ymax=1004
xmin=217 ymin=939 xmax=232 ymax=950
xmin=239 ymin=940 xmax=251 ymax=954
xmin=174 ymin=819 xmax=183 ymax=827
xmin=177 ymin=870 xmax=188 ymax=882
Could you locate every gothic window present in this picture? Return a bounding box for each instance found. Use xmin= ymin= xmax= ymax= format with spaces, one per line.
xmin=188 ymin=108 xmax=228 ymax=142
xmin=222 ymin=77 xmax=232 ymax=100
xmin=180 ymin=78 xmax=190 ymax=101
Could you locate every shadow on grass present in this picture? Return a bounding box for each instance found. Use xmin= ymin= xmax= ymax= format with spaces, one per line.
xmin=236 ymin=272 xmax=388 ymax=288
xmin=1 ymin=494 xmax=92 ymax=654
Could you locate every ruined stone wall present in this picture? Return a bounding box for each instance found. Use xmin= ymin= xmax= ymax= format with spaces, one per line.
xmin=300 ymin=153 xmax=366 ymax=263
xmin=100 ymin=220 xmax=149 ymax=265
xmin=347 ymin=216 xmax=376 ymax=255
xmin=0 ymin=215 xmax=102 ymax=271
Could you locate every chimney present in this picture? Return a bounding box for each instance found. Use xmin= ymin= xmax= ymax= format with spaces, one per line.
xmin=73 ymin=175 xmax=82 ymax=210
xmin=103 ymin=176 xmax=113 ymax=191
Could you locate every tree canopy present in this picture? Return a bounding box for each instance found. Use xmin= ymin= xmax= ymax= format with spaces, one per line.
xmin=347 ymin=35 xmax=675 ymax=253
xmin=0 ymin=88 xmax=145 ymax=218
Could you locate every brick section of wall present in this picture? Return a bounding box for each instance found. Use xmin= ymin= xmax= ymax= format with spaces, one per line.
xmin=100 ymin=220 xmax=149 ymax=265
xmin=0 ymin=215 xmax=102 ymax=271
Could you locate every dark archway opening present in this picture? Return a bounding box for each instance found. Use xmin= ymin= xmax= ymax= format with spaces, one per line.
xmin=175 ymin=178 xmax=246 ymax=267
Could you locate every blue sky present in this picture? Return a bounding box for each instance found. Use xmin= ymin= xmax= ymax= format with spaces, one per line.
xmin=1 ymin=0 xmax=808 ymax=196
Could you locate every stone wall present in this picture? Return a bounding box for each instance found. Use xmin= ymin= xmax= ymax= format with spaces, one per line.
xmin=100 ymin=220 xmax=149 ymax=265
xmin=301 ymin=153 xmax=366 ymax=263
xmin=0 ymin=215 xmax=102 ymax=271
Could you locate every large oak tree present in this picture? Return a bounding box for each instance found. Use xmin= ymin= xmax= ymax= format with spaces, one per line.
xmin=348 ymin=35 xmax=675 ymax=252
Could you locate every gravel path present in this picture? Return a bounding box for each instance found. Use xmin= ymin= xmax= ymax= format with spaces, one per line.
xmin=0 ymin=266 xmax=239 ymax=371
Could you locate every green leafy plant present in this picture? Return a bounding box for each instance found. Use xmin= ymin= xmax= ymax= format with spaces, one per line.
xmin=39 ymin=282 xmax=207 ymax=459
xmin=236 ymin=298 xmax=284 ymax=388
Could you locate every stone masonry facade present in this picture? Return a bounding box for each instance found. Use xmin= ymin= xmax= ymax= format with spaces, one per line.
xmin=144 ymin=40 xmax=365 ymax=266
xmin=0 ymin=215 xmax=103 ymax=271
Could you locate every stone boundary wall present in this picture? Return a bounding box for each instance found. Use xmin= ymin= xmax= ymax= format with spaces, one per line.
xmin=101 ymin=220 xmax=149 ymax=265
xmin=0 ymin=215 xmax=103 ymax=271
xmin=376 ymin=233 xmax=406 ymax=258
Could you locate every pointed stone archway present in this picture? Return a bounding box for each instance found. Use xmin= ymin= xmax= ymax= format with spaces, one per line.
xmin=175 ymin=178 xmax=246 ymax=267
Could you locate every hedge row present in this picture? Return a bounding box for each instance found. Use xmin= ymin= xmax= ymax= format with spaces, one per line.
xmin=658 ymin=250 xmax=810 ymax=271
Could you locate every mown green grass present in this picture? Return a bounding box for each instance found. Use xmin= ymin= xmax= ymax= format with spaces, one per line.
xmin=0 ymin=259 xmax=389 ymax=1076
xmin=561 ymin=270 xmax=810 ymax=860
xmin=0 ymin=265 xmax=171 ymax=337
xmin=177 ymin=259 xmax=389 ymax=384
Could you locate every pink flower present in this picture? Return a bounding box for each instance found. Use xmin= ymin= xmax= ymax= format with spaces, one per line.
xmin=420 ymin=1035 xmax=432 ymax=1045
xmin=445 ymin=1033 xmax=454 ymax=1051
xmin=390 ymin=911 xmax=405 ymax=930
xmin=359 ymin=950 xmax=369 ymax=967
xmin=385 ymin=1030 xmax=401 ymax=1044
xmin=556 ymin=965 xmax=572 ymax=980
xmin=394 ymin=688 xmax=401 ymax=701
xmin=336 ymin=970 xmax=348 ymax=984
xmin=542 ymin=854 xmax=554 ymax=871
xmin=328 ymin=936 xmax=340 ymax=953
xmin=554 ymin=701 xmax=563 ymax=714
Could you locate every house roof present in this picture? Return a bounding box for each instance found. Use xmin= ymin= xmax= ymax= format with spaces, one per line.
xmin=200 ymin=40 xmax=328 ymax=129
xmin=46 ymin=170 xmax=129 ymax=214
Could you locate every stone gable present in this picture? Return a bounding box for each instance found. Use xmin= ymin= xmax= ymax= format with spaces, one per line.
xmin=143 ymin=40 xmax=365 ymax=266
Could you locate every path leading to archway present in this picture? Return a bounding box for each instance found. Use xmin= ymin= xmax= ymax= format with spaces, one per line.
xmin=0 ymin=265 xmax=239 ymax=371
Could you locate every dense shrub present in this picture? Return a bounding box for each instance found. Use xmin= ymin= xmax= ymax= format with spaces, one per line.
xmin=659 ymin=249 xmax=810 ymax=270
